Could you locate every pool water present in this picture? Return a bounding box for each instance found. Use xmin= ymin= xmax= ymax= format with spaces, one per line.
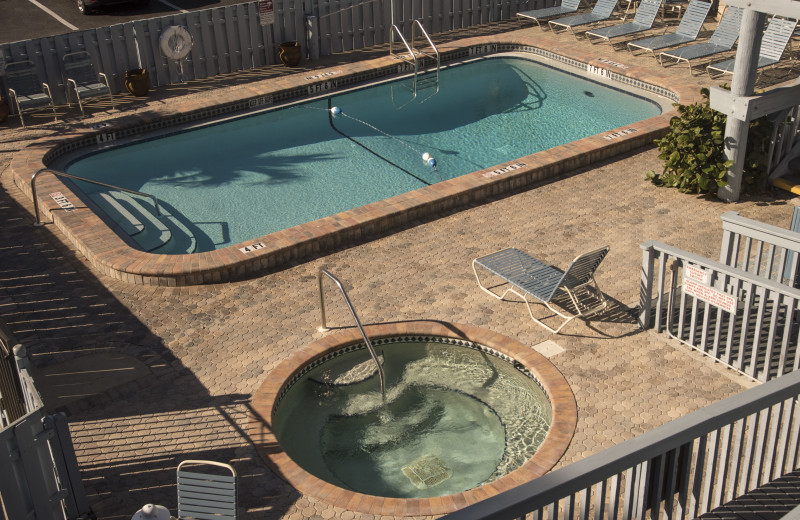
xmin=272 ymin=339 xmax=552 ymax=498
xmin=65 ymin=56 xmax=661 ymax=253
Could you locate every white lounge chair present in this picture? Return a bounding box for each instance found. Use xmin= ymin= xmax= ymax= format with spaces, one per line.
xmin=518 ymin=0 xmax=582 ymax=29
xmin=177 ymin=460 xmax=237 ymax=520
xmin=706 ymin=17 xmax=797 ymax=78
xmin=627 ymin=0 xmax=712 ymax=57
xmin=549 ymin=0 xmax=620 ymax=38
xmin=473 ymin=246 xmax=610 ymax=333
xmin=586 ymin=0 xmax=663 ymax=46
xmin=659 ymin=5 xmax=743 ymax=73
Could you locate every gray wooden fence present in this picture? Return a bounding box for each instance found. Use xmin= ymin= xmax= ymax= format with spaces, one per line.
xmin=0 ymin=0 xmax=551 ymax=106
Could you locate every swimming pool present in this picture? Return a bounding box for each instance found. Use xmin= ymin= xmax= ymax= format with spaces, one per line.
xmin=18 ymin=40 xmax=687 ymax=285
xmin=63 ymin=55 xmax=661 ymax=255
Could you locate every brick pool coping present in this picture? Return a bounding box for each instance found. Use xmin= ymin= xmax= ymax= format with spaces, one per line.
xmin=10 ymin=31 xmax=703 ymax=286
xmin=248 ymin=320 xmax=578 ymax=516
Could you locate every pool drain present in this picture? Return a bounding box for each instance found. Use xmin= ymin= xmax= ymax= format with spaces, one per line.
xmin=402 ymin=455 xmax=452 ymax=489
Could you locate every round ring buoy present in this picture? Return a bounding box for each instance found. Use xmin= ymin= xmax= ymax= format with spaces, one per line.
xmin=159 ymin=26 xmax=193 ymax=60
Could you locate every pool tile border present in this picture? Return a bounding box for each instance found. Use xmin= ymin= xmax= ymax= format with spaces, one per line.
xmin=11 ymin=31 xmax=703 ymax=286
xmin=248 ymin=320 xmax=577 ymax=516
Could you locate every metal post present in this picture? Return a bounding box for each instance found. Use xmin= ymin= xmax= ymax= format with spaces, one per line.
xmin=639 ymin=242 xmax=656 ymax=329
xmin=717 ymin=9 xmax=766 ymax=202
xmin=306 ymin=16 xmax=320 ymax=60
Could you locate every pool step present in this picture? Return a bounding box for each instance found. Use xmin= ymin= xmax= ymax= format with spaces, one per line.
xmin=91 ymin=192 xmax=145 ymax=236
xmin=90 ymin=191 xmax=196 ymax=254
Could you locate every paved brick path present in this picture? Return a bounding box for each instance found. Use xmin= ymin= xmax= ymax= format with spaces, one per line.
xmin=1 ymin=15 xmax=798 ymax=520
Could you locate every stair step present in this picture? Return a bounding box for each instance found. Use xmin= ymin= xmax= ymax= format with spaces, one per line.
xmin=90 ymin=192 xmax=145 ymax=236
xmin=151 ymin=214 xmax=197 ymax=255
xmin=109 ymin=191 xmax=171 ymax=252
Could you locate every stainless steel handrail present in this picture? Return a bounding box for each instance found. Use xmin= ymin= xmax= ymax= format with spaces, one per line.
xmin=390 ymin=24 xmax=418 ymax=93
xmin=411 ymin=19 xmax=440 ymax=89
xmin=30 ymin=167 xmax=162 ymax=226
xmin=318 ymin=269 xmax=386 ymax=397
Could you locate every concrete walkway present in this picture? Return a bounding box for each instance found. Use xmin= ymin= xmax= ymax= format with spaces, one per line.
xmin=1 ymin=15 xmax=798 ymax=520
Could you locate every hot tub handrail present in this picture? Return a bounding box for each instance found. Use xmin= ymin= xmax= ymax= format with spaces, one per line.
xmin=31 ymin=167 xmax=162 ymax=226
xmin=317 ymin=268 xmax=386 ymax=397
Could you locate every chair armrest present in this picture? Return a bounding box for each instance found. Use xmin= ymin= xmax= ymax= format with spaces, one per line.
xmin=97 ymin=72 xmax=111 ymax=89
xmin=42 ymin=82 xmax=52 ymax=98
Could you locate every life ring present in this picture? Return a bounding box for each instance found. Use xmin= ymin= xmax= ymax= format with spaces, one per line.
xmin=159 ymin=26 xmax=193 ymax=60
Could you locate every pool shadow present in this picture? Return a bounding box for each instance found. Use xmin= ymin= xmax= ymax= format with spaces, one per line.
xmin=0 ymin=188 xmax=299 ymax=520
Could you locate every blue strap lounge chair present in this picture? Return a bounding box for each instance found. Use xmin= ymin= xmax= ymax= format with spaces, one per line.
xmin=706 ymin=17 xmax=797 ymax=78
xmin=627 ymin=0 xmax=712 ymax=57
xmin=517 ymin=0 xmax=582 ymax=29
xmin=549 ymin=0 xmax=620 ymax=38
xmin=4 ymin=60 xmax=57 ymax=127
xmin=62 ymin=51 xmax=114 ymax=117
xmin=177 ymin=460 xmax=237 ymax=520
xmin=659 ymin=5 xmax=743 ymax=73
xmin=585 ymin=0 xmax=663 ymax=45
xmin=473 ymin=246 xmax=610 ymax=333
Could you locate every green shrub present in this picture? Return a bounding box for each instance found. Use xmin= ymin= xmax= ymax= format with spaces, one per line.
xmin=646 ymin=88 xmax=772 ymax=195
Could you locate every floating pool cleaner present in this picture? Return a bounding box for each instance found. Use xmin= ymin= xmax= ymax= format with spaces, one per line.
xmin=422 ymin=152 xmax=437 ymax=170
xmin=330 ymin=106 xmax=342 ymax=117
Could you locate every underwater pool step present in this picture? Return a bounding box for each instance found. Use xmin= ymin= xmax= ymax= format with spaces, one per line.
xmin=151 ymin=214 xmax=197 ymax=255
xmin=105 ymin=191 xmax=171 ymax=251
xmin=90 ymin=192 xmax=145 ymax=237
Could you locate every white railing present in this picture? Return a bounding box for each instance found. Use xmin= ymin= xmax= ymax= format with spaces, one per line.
xmin=640 ymin=239 xmax=800 ymax=383
xmin=441 ymin=365 xmax=800 ymax=520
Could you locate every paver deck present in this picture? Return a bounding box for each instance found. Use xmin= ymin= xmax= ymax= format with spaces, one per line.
xmin=1 ymin=13 xmax=799 ymax=520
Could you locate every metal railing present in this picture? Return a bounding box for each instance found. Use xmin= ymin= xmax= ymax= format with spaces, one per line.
xmin=719 ymin=211 xmax=800 ymax=288
xmin=640 ymin=238 xmax=800 ymax=383
xmin=317 ymin=269 xmax=386 ymax=397
xmin=31 ymin=167 xmax=162 ymax=226
xmin=441 ymin=366 xmax=800 ymax=520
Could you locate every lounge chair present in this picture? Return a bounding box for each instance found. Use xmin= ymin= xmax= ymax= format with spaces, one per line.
xmin=706 ymin=17 xmax=797 ymax=78
xmin=549 ymin=0 xmax=620 ymax=38
xmin=585 ymin=0 xmax=663 ymax=45
xmin=62 ymin=51 xmax=114 ymax=117
xmin=659 ymin=5 xmax=743 ymax=73
xmin=627 ymin=0 xmax=712 ymax=57
xmin=473 ymin=246 xmax=610 ymax=333
xmin=4 ymin=60 xmax=57 ymax=127
xmin=177 ymin=460 xmax=237 ymax=520
xmin=517 ymin=0 xmax=582 ymax=29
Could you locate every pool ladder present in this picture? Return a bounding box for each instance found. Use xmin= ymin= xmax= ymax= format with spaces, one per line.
xmin=318 ymin=269 xmax=386 ymax=397
xmin=390 ymin=20 xmax=440 ymax=104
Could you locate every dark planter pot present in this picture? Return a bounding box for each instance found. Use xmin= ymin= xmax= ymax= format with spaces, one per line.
xmin=0 ymin=98 xmax=9 ymax=124
xmin=125 ymin=68 xmax=151 ymax=97
xmin=278 ymin=41 xmax=302 ymax=67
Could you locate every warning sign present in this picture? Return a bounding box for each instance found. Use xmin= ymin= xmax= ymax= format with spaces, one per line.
xmin=685 ymin=264 xmax=709 ymax=284
xmin=259 ymin=0 xmax=274 ymax=25
xmin=684 ymin=278 xmax=737 ymax=314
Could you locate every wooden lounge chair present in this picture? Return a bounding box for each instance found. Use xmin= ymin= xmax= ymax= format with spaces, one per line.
xmin=4 ymin=60 xmax=57 ymax=127
xmin=706 ymin=17 xmax=797 ymax=78
xmin=586 ymin=0 xmax=663 ymax=46
xmin=62 ymin=51 xmax=114 ymax=116
xmin=473 ymin=246 xmax=610 ymax=333
xmin=517 ymin=0 xmax=582 ymax=29
xmin=549 ymin=0 xmax=620 ymax=38
xmin=177 ymin=460 xmax=237 ymax=520
xmin=627 ymin=0 xmax=712 ymax=57
xmin=659 ymin=6 xmax=743 ymax=73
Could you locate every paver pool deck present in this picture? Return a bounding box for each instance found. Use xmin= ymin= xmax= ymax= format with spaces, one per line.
xmin=1 ymin=14 xmax=798 ymax=520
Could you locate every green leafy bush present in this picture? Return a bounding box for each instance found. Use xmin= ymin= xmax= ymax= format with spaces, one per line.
xmin=647 ymin=88 xmax=772 ymax=195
